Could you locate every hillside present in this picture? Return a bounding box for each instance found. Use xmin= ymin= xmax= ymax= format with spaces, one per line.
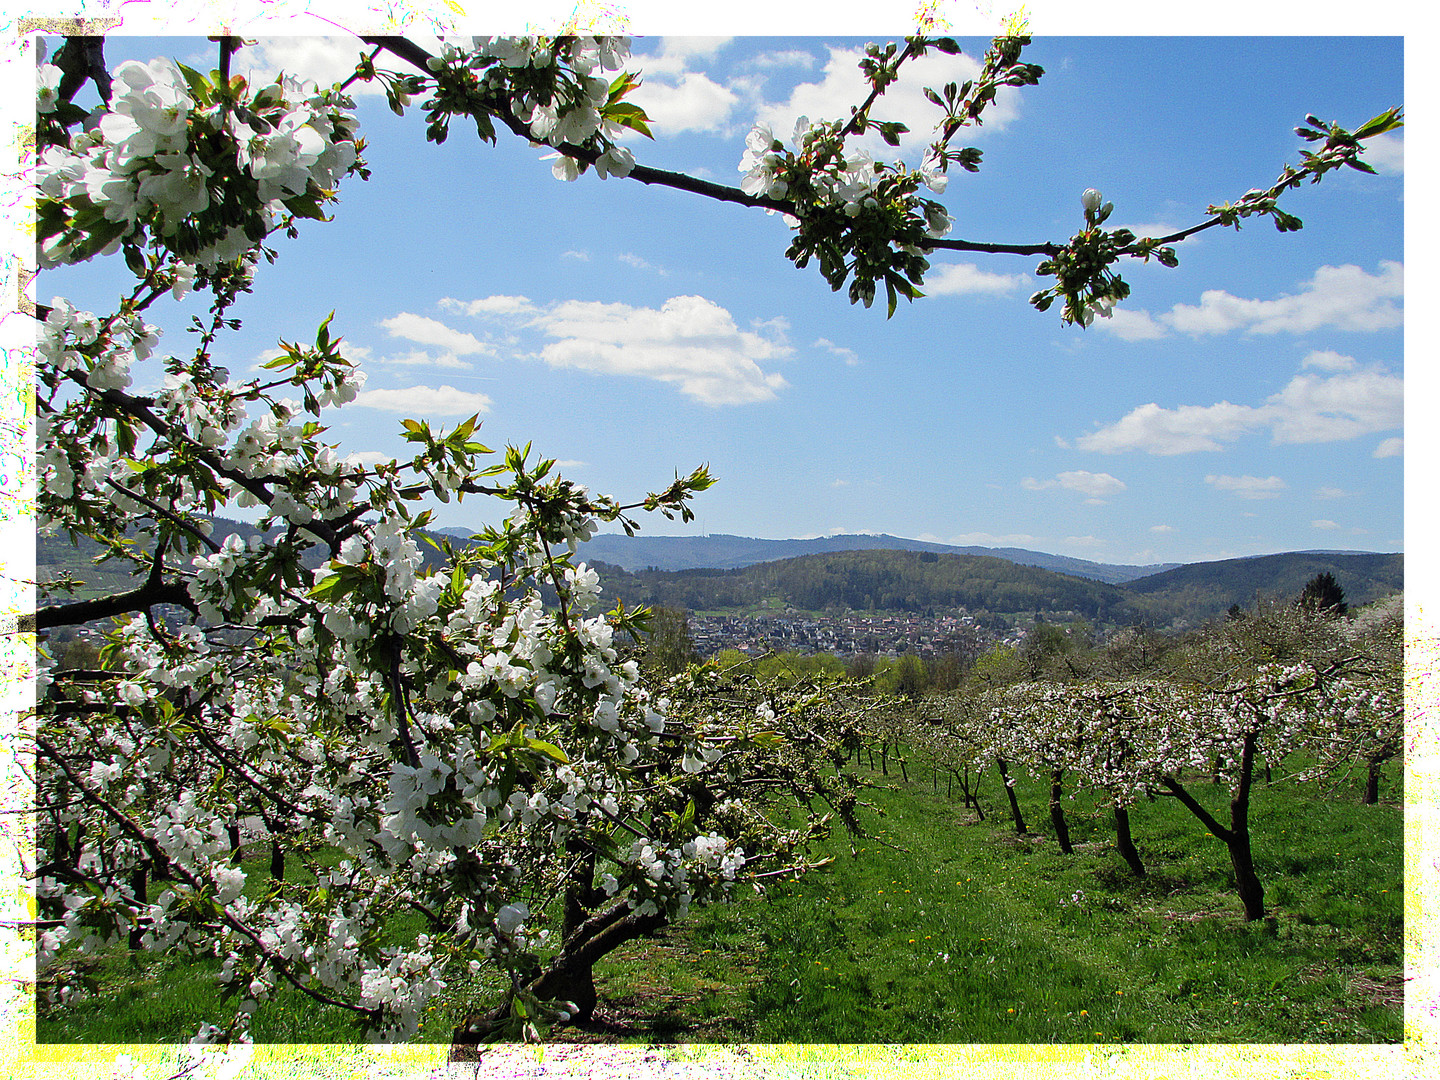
xmin=1124 ymin=551 xmax=1404 ymax=622
xmin=37 ymin=516 xmax=1402 ymax=634
xmin=592 ymin=549 xmax=1157 ymax=624
xmin=573 ymin=531 xmax=1178 ymax=584
xmin=591 ymin=547 xmax=1404 ymax=629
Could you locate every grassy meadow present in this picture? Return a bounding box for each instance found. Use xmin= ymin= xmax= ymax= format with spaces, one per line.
xmin=36 ymin=743 xmax=1403 ymax=1046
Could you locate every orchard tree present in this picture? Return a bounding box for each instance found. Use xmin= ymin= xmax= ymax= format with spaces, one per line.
xmin=24 ymin=24 xmax=1402 ymax=1046
xmin=975 ymin=606 xmax=1402 ymax=920
xmin=1299 ymin=571 xmax=1349 ymax=618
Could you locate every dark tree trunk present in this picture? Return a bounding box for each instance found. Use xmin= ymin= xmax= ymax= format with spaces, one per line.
xmin=996 ymin=757 xmax=1027 ymax=834
xmin=227 ymin=821 xmax=242 ymax=861
xmin=1161 ymin=730 xmax=1265 ymax=921
xmin=1365 ymin=757 xmax=1382 ymax=804
xmin=449 ymin=903 xmax=667 ymax=1057
xmin=958 ymin=767 xmax=985 ymax=821
xmin=1113 ymin=804 xmax=1145 ymax=877
xmin=1228 ymin=732 xmax=1265 ymax=921
xmin=1227 ymin=828 xmax=1265 ymax=921
xmin=1049 ymin=769 xmax=1072 ymax=854
xmin=270 ymin=839 xmax=285 ymax=882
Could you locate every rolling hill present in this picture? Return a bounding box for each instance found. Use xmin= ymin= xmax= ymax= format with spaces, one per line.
xmin=573 ymin=531 xmax=1179 ymax=584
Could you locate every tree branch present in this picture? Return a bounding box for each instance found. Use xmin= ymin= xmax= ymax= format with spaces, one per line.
xmin=36 ymin=576 xmax=196 ymax=630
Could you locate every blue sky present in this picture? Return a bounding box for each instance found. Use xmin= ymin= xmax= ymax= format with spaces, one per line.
xmin=35 ymin=20 xmax=1406 ymax=568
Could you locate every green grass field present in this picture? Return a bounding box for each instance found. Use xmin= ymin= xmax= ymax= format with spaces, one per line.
xmin=36 ymin=748 xmax=1403 ymax=1045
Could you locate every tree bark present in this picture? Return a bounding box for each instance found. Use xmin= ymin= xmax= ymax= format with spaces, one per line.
xmin=1049 ymin=769 xmax=1072 ymax=854
xmin=1113 ymin=804 xmax=1145 ymax=877
xmin=1160 ymin=731 xmax=1265 ymax=921
xmin=449 ymin=902 xmax=668 ymax=1056
xmin=996 ymin=757 xmax=1027 ymax=834
xmin=1365 ymin=755 xmax=1385 ymax=804
xmin=1227 ymin=733 xmax=1265 ymax=921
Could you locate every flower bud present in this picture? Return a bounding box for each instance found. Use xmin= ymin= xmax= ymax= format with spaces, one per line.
xmin=1081 ymin=188 xmax=1103 ymax=213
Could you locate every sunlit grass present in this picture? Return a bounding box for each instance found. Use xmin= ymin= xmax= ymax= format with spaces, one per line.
xmin=37 ymin=747 xmax=1402 ymax=1044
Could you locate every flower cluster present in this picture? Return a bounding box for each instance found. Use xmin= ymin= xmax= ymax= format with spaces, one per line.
xmin=409 ymin=35 xmax=645 ymax=183
xmin=36 ymin=52 xmax=362 ymax=272
xmin=738 ymin=115 xmax=951 ymax=313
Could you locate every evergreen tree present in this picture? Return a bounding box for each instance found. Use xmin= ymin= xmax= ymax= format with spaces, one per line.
xmin=1299 ymin=571 xmax=1349 ymax=617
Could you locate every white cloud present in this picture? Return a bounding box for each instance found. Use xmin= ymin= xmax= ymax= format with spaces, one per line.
xmin=527 ymin=295 xmax=792 ymax=406
xmin=1022 ymin=470 xmax=1127 ymax=499
xmin=1095 ymin=263 xmax=1404 ymax=341
xmin=1363 ymin=131 xmax=1403 ymax=175
xmin=814 ymin=337 xmax=860 ymax=366
xmin=638 ymin=37 xmax=735 ymax=77
xmin=1077 ymin=401 xmax=1255 ymax=455
xmin=346 ymin=450 xmax=398 ymax=468
xmin=1162 ymin=262 xmax=1403 ymax=336
xmin=1264 ymin=369 xmax=1403 ymax=444
xmin=1205 ymin=474 xmax=1286 ymax=500
xmin=1314 ymin=486 xmax=1355 ymax=499
xmin=1059 ymin=471 xmax=1126 ymax=498
xmin=1064 ymin=535 xmax=1105 ymax=548
xmin=632 ymin=70 xmax=743 ymax=134
xmin=1149 ymin=524 xmax=1175 ymax=534
xmin=1374 ymin=437 xmax=1403 ymax=458
xmin=1077 ymin=366 xmax=1402 ymax=454
xmin=755 ymin=44 xmax=1017 ymax=162
xmin=230 ymin=38 xmax=383 ymax=95
xmin=561 ymin=250 xmax=590 ymax=261
xmin=745 ymin=49 xmax=820 ymax=72
xmin=627 ymin=39 xmax=744 ymax=135
xmin=1312 ymin=519 xmax=1340 ymax=530
xmin=379 ymin=349 xmax=472 ymax=371
xmin=618 ymin=253 xmax=668 ymax=275
xmin=1095 ymin=307 xmax=1169 ymax=341
xmin=925 ymin=262 xmax=1027 ymax=297
xmin=380 ymin=313 xmax=493 ymax=356
xmin=1302 ymin=349 xmax=1357 ymax=372
xmin=352 ymin=384 xmax=493 ymax=416
xmin=433 ymin=293 xmax=794 ymax=406
xmin=440 ymin=295 xmax=537 ymax=317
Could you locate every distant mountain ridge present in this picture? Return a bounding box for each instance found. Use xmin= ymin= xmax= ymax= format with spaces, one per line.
xmin=1123 ymin=551 xmax=1403 ymax=622
xmin=571 ymin=532 xmax=1180 ymax=585
xmin=590 ymin=548 xmax=1403 ymax=630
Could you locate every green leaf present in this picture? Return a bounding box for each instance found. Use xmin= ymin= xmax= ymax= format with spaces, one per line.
xmin=308 ymin=571 xmax=349 ymax=600
xmin=523 ymin=738 xmax=569 ymax=765
xmin=1354 ymin=106 xmax=1404 ymax=139
xmin=601 ymin=101 xmax=653 ymax=139
xmin=283 ymin=190 xmax=332 ymax=222
xmin=174 ymin=61 xmax=214 ymax=104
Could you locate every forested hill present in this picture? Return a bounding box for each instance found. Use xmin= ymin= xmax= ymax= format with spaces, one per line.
xmin=39 ymin=516 xmax=1401 ymax=631
xmin=1123 ymin=551 xmax=1404 ymax=623
xmin=593 ymin=549 xmax=1154 ymax=623
xmin=572 ymin=531 xmax=1177 ymax=584
xmin=591 ymin=547 xmax=1403 ymax=627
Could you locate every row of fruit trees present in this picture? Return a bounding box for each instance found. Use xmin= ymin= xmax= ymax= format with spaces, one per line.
xmin=902 ymin=601 xmax=1402 ymax=922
